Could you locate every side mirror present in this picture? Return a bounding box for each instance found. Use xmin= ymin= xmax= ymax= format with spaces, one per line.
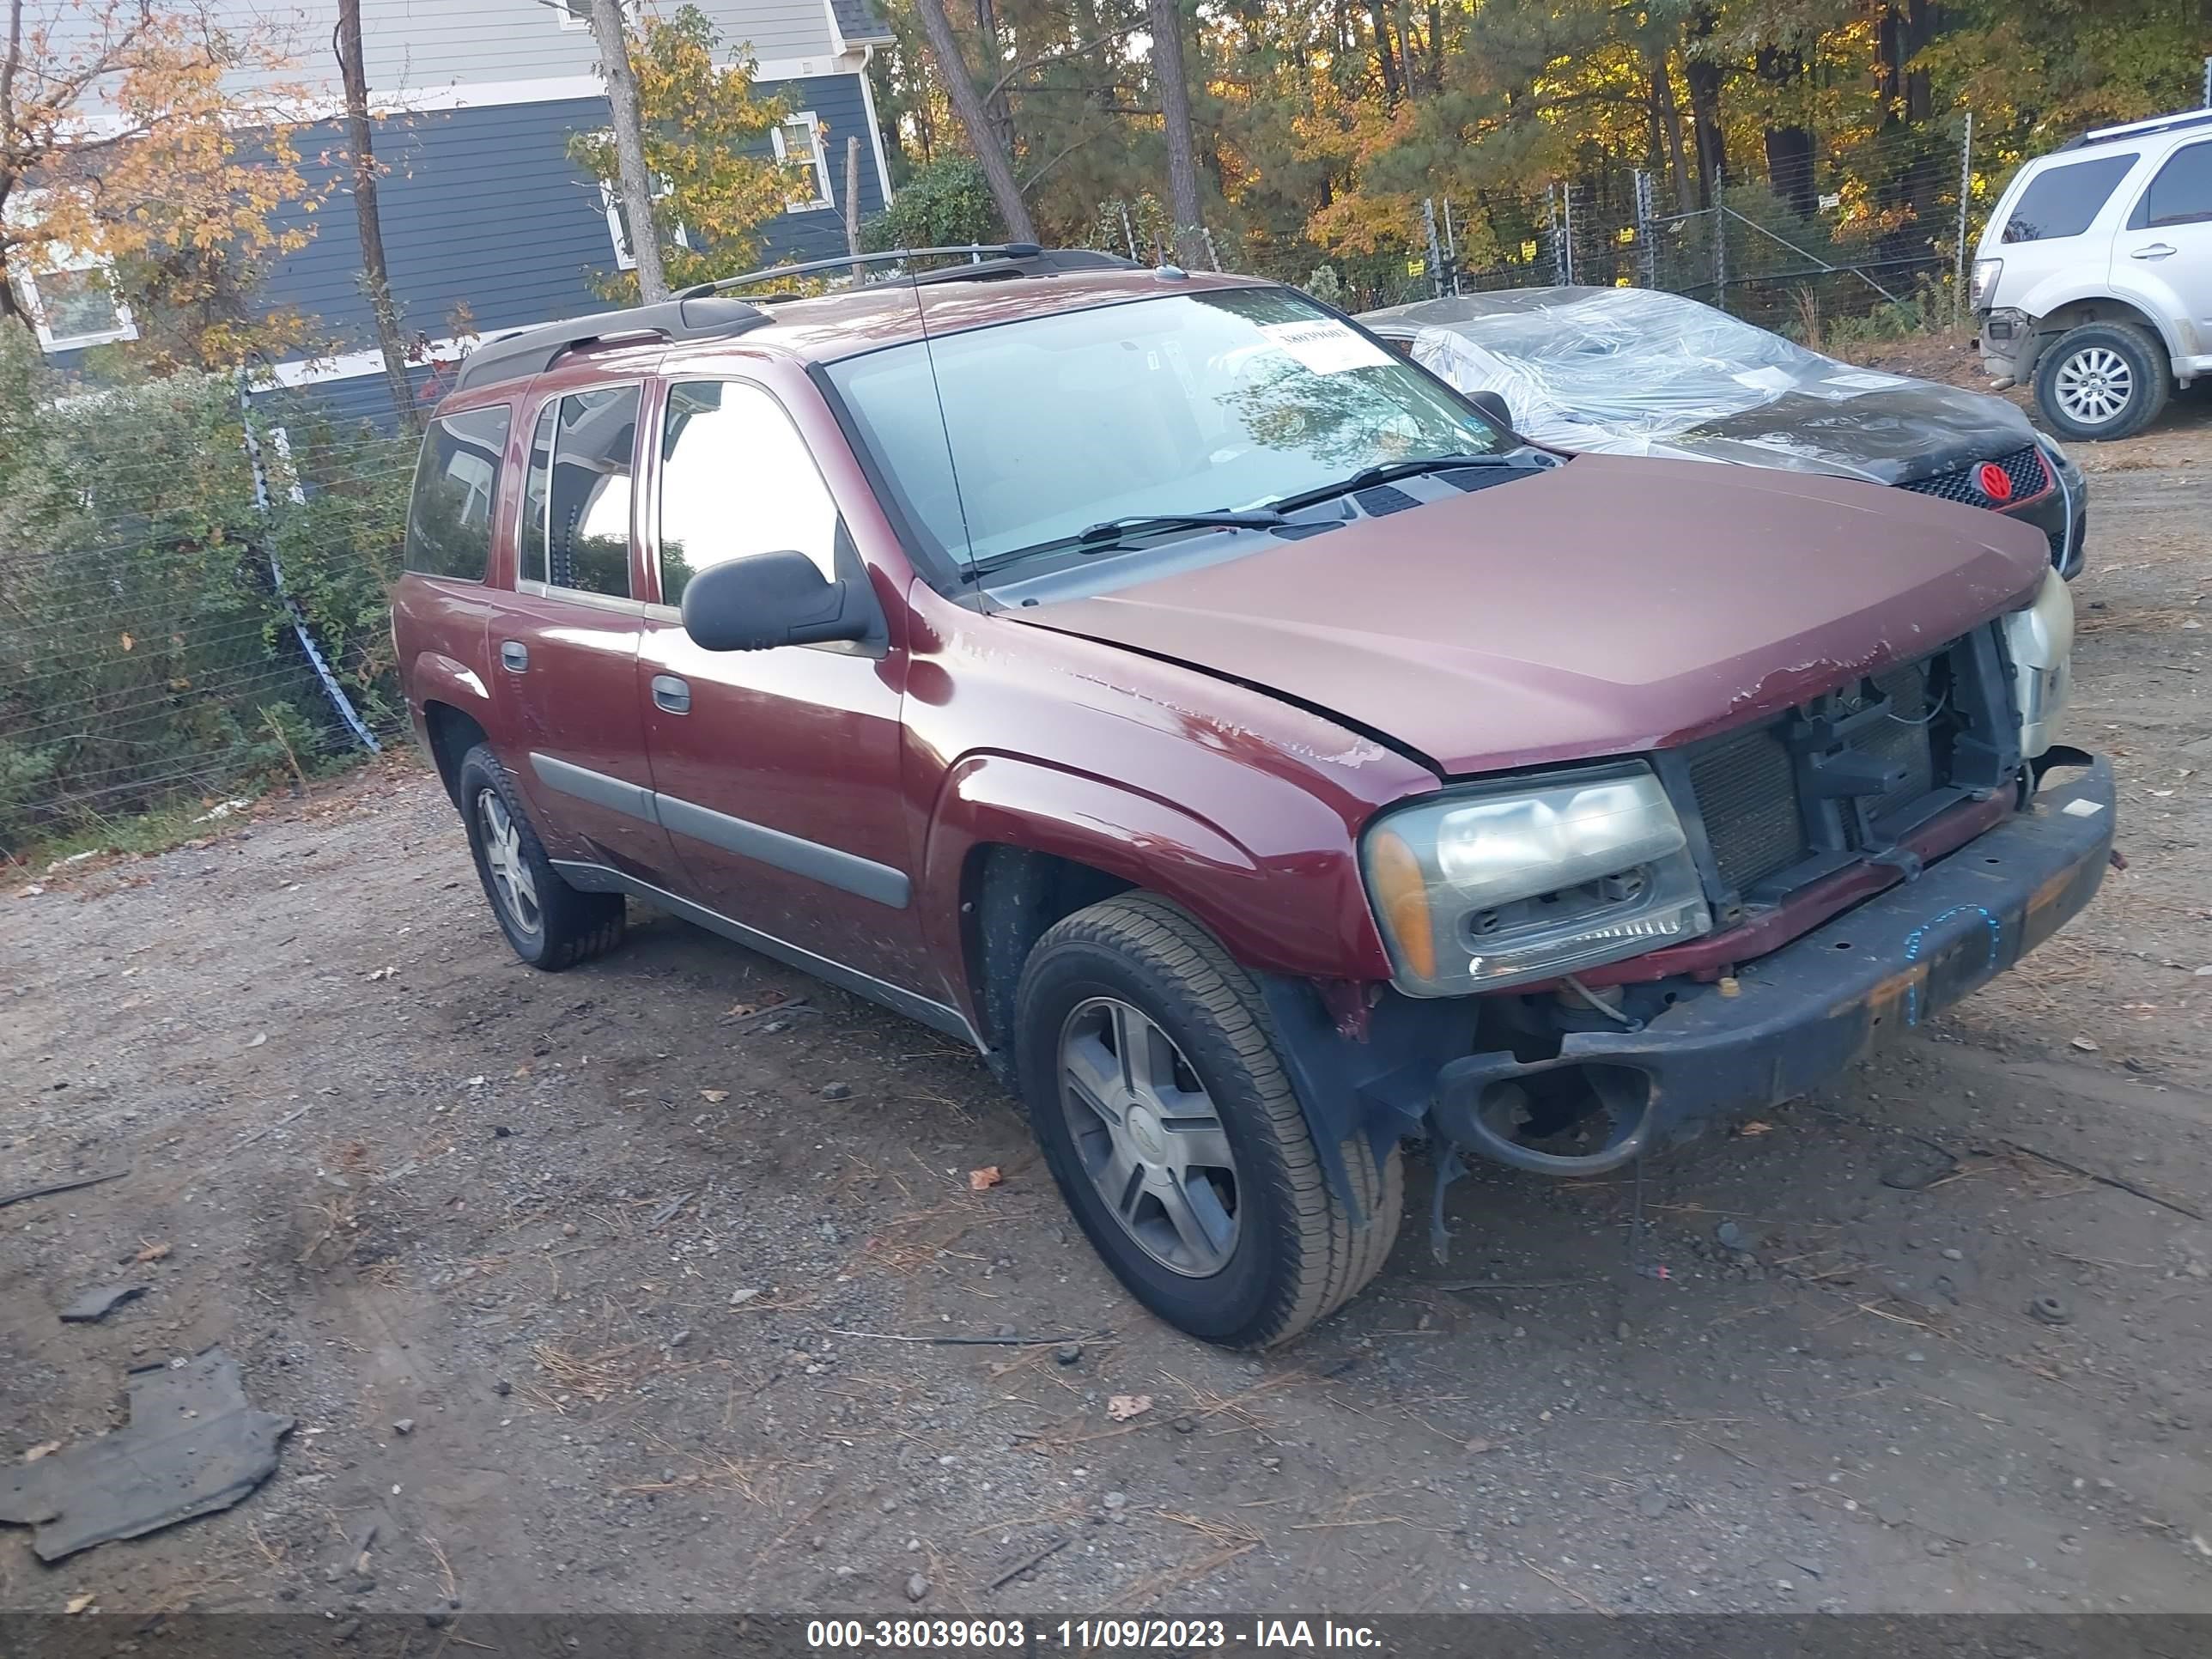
xmin=1466 ymin=389 xmax=1515 ymax=433
xmin=679 ymin=550 xmax=872 ymax=652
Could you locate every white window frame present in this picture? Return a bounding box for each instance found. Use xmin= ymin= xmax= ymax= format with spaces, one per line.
xmin=598 ymin=173 xmax=690 ymax=272
xmin=556 ymin=0 xmax=634 ymax=29
xmin=772 ymin=112 xmax=835 ymax=213
xmin=16 ymin=249 xmax=137 ymax=353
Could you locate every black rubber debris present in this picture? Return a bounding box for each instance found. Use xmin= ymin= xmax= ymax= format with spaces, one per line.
xmin=0 ymin=1346 xmax=293 ymax=1561
xmin=59 ymin=1283 xmax=148 ymax=1323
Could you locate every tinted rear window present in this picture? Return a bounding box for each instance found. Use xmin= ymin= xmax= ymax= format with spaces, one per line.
xmin=404 ymin=405 xmax=512 ymax=580
xmin=2002 ymin=155 xmax=2137 ymax=242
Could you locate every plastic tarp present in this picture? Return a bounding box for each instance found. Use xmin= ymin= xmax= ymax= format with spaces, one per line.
xmin=1373 ymin=288 xmax=2040 ymax=485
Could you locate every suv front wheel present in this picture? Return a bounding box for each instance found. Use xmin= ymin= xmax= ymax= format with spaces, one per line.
xmin=2035 ymin=319 xmax=2170 ymax=441
xmin=1016 ymin=894 xmax=1401 ymax=1347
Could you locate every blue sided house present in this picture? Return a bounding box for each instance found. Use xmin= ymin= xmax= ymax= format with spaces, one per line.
xmin=16 ymin=0 xmax=896 ymax=424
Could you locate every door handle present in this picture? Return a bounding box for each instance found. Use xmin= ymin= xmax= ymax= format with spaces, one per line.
xmin=500 ymin=640 xmax=529 ymax=672
xmin=2130 ymin=243 xmax=2176 ymax=259
xmin=651 ymin=674 xmax=692 ymax=714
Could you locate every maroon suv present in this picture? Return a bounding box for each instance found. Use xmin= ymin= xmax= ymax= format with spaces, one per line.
xmin=392 ymin=246 xmax=2114 ymax=1347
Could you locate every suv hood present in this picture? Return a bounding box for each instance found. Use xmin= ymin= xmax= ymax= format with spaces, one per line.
xmin=1014 ymin=454 xmax=2050 ymax=777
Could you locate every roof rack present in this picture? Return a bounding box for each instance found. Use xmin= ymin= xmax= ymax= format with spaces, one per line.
xmin=452 ymin=295 xmax=772 ymax=393
xmin=678 ymin=244 xmax=1139 ymax=301
xmin=2059 ymin=106 xmax=2212 ymax=151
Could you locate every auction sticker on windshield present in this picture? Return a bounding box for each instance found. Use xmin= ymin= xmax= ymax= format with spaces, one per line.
xmin=1261 ymin=319 xmax=1395 ymax=374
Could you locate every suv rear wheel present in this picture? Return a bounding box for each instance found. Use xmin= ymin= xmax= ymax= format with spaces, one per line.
xmin=2035 ymin=319 xmax=2170 ymax=441
xmin=456 ymin=744 xmax=626 ymax=969
xmin=1015 ymin=893 xmax=1401 ymax=1347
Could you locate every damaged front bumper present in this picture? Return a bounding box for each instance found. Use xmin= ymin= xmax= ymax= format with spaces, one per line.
xmin=1978 ymin=307 xmax=2037 ymax=389
xmin=1428 ymin=756 xmax=2116 ymax=1176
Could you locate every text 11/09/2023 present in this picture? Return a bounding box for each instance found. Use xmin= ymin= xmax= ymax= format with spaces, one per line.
xmin=805 ymin=1620 xmax=1384 ymax=1650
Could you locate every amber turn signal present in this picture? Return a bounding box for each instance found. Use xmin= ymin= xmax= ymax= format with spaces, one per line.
xmin=1365 ymin=827 xmax=1437 ymax=984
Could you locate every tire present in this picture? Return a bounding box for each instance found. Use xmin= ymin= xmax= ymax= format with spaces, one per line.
xmin=1015 ymin=893 xmax=1402 ymax=1347
xmin=2034 ymin=320 xmax=2171 ymax=441
xmin=455 ymin=744 xmax=626 ymax=970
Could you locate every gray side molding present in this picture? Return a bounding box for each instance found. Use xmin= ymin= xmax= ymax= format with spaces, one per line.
xmin=528 ymin=751 xmax=910 ymax=909
xmin=654 ymin=793 xmax=911 ymax=909
xmin=531 ymin=752 xmax=659 ymax=825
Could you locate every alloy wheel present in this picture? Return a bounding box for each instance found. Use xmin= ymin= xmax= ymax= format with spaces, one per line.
xmin=476 ymin=787 xmax=542 ymax=938
xmin=1056 ymin=996 xmax=1241 ymax=1277
xmin=2053 ymin=346 xmax=2133 ymax=427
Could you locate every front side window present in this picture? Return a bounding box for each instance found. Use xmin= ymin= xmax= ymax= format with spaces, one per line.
xmin=2002 ymin=155 xmax=2138 ymax=242
xmin=659 ymin=380 xmax=840 ymax=605
xmin=824 ymin=287 xmax=1508 ymax=574
xmin=541 ymin=386 xmax=640 ymax=599
xmin=2134 ymin=142 xmax=2212 ymax=228
xmin=404 ymin=405 xmax=512 ymax=581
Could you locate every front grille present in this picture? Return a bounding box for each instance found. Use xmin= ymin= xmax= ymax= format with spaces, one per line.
xmin=1857 ymin=661 xmax=1936 ymax=818
xmin=1895 ymin=444 xmax=2046 ymax=506
xmin=1686 ymin=725 xmax=1805 ymax=891
xmin=1680 ymin=650 xmax=1954 ymax=901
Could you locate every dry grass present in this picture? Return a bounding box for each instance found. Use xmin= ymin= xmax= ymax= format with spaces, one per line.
xmin=1113 ymin=1510 xmax=1266 ymax=1609
xmin=425 ymin=1534 xmax=460 ymax=1603
xmin=1158 ymin=1365 xmax=1310 ymax=1436
xmin=527 ymin=1339 xmax=660 ymax=1405
xmin=2076 ymin=596 xmax=2205 ymax=636
xmin=617 ymin=1432 xmax=828 ymax=1509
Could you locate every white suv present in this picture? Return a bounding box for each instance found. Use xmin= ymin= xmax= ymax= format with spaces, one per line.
xmin=1974 ymin=107 xmax=2212 ymax=441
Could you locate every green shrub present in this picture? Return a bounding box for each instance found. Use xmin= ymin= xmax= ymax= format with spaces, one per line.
xmin=0 ymin=331 xmax=411 ymax=854
xmin=860 ymin=157 xmax=1001 ymax=253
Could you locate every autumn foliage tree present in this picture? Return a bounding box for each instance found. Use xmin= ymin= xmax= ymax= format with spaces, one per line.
xmin=0 ymin=0 xmax=318 ymax=366
xmin=568 ymin=3 xmax=809 ymax=299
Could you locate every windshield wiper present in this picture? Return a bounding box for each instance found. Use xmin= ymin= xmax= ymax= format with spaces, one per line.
xmin=963 ymin=509 xmax=1289 ymax=580
xmin=1077 ymin=509 xmax=1289 ymax=545
xmin=1263 ymin=452 xmax=1520 ymax=513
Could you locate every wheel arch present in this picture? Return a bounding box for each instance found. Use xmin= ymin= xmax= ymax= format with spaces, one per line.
xmin=2027 ymin=294 xmax=2181 ymax=365
xmin=921 ymin=751 xmax=1395 ymax=1054
xmin=408 ymin=652 xmax=495 ymax=806
xmin=422 ymin=698 xmax=489 ymax=808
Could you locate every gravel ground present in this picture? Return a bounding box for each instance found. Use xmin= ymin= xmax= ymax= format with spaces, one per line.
xmin=3 ymin=412 xmax=2208 ymax=1621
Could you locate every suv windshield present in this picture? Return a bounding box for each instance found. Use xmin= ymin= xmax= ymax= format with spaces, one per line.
xmin=824 ymin=287 xmax=1507 ymax=574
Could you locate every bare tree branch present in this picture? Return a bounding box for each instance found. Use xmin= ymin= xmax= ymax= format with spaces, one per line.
xmin=983 ymin=22 xmax=1143 ymax=103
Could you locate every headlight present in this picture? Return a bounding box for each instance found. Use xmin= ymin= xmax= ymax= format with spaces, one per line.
xmin=1972 ymin=258 xmax=2002 ymax=308
xmin=1362 ymin=763 xmax=1712 ymax=997
xmin=2003 ymin=568 xmax=2074 ymax=758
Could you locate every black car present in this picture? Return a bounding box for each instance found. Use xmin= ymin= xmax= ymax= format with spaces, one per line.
xmin=1360 ymin=287 xmax=2087 ymax=577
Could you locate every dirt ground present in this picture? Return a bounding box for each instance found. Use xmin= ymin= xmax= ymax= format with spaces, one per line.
xmin=3 ymin=392 xmax=2209 ymax=1621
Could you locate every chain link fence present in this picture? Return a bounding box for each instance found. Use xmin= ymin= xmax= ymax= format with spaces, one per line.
xmin=1358 ymin=110 xmax=2001 ymax=347
xmin=0 ymin=361 xmax=416 ymax=859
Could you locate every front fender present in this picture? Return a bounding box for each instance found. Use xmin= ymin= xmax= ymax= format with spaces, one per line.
xmin=2016 ymin=278 xmax=2185 ymax=363
xmin=918 ymin=752 xmax=1395 ymax=1021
